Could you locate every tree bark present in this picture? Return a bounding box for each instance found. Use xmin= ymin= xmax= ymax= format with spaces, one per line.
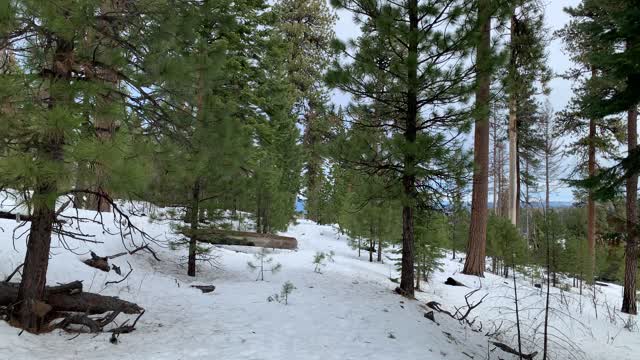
xmin=11 ymin=37 xmax=71 ymax=332
xmin=492 ymin=117 xmax=499 ymax=215
xmin=508 ymin=96 xmax=518 ymax=226
xmin=399 ymin=0 xmax=418 ymax=297
xmin=622 ymin=105 xmax=638 ymax=315
xmin=587 ymin=72 xmax=597 ymax=282
xmin=507 ymin=12 xmax=518 ymax=227
xmin=463 ymin=0 xmax=491 ymax=277
xmin=188 ymin=179 xmax=200 ymax=277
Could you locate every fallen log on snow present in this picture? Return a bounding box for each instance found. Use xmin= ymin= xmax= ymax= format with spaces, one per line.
xmin=0 ymin=281 xmax=142 ymax=315
xmin=191 ymin=285 xmax=216 ymax=293
xmin=444 ymin=277 xmax=467 ymax=287
xmin=83 ymin=245 xmax=160 ymax=272
xmin=180 ymin=228 xmax=298 ymax=250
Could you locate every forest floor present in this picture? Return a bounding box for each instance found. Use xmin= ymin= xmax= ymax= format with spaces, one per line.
xmin=0 ymin=206 xmax=638 ymax=359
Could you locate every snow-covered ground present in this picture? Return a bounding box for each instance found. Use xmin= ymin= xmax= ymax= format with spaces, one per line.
xmin=0 ymin=207 xmax=637 ymax=359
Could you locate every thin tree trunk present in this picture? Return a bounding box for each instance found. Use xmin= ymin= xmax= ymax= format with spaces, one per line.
xmin=545 ymin=147 xmax=550 ymax=211
xmin=415 ymin=258 xmax=421 ymax=291
xmin=507 ymin=13 xmax=518 ymax=227
xmin=377 ymin=236 xmax=382 ymax=262
xmin=543 ymin=211 xmax=552 ymax=360
xmin=587 ymin=68 xmax=597 ymax=283
xmin=508 ymin=98 xmax=517 ymax=225
xmin=525 ymin=160 xmax=530 ymax=242
xmin=622 ymin=105 xmax=638 ymax=315
xmin=463 ymin=0 xmax=491 ymax=277
xmin=513 ymin=258 xmax=523 ymax=360
xmin=492 ymin=117 xmax=498 ymax=215
xmin=188 ymin=179 xmax=200 ymax=277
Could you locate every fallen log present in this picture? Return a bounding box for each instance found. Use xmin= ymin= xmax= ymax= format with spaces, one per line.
xmin=191 ymin=285 xmax=215 ymax=293
xmin=0 ymin=282 xmax=142 ymax=315
xmin=444 ymin=277 xmax=467 ymax=287
xmin=83 ymin=244 xmax=160 ymax=272
xmin=180 ymin=228 xmax=298 ymax=250
xmin=84 ymin=251 xmax=110 ymax=272
xmin=492 ymin=341 xmax=538 ymax=359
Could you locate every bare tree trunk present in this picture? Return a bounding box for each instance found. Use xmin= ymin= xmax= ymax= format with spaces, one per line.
xmin=542 ymin=211 xmax=551 ymax=360
xmin=512 ymin=258 xmax=523 ymax=360
xmin=525 ymin=160 xmax=530 ymax=242
xmin=399 ymin=0 xmax=419 ymax=297
xmin=12 ymin=38 xmax=71 ymax=332
xmin=415 ymin=259 xmax=421 ymax=291
xmin=463 ymin=0 xmax=491 ymax=277
xmin=587 ymin=69 xmax=597 ymax=283
xmin=187 ymin=179 xmax=200 ymax=277
xmin=622 ymin=105 xmax=638 ymax=315
xmin=491 ymin=115 xmax=499 ymax=215
xmin=507 ymin=13 xmax=518 ymax=227
xmin=377 ymin=236 xmax=382 ymax=262
xmin=508 ymin=99 xmax=518 ymax=225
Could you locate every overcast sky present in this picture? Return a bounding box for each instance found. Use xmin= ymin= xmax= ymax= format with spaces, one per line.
xmin=328 ymin=0 xmax=581 ymax=203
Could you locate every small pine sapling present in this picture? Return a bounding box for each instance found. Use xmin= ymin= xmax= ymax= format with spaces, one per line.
xmin=248 ymin=248 xmax=282 ymax=281
xmin=312 ymin=251 xmax=335 ymax=273
xmin=267 ymin=281 xmax=296 ymax=305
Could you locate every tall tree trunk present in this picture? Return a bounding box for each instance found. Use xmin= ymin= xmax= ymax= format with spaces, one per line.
xmin=187 ymin=179 xmax=200 ymax=277
xmin=516 ymin=152 xmax=521 ymax=223
xmin=508 ymin=99 xmax=518 ymax=225
xmin=587 ymin=71 xmax=597 ymax=282
xmin=622 ymin=105 xmax=638 ymax=315
xmin=463 ymin=0 xmax=491 ymax=277
xmin=12 ymin=38 xmax=71 ymax=332
xmin=492 ymin=117 xmax=499 ymax=215
xmin=525 ymin=159 xmax=531 ymax=241
xmin=507 ymin=13 xmax=518 ymax=227
xmin=399 ymin=0 xmax=418 ymax=297
xmin=415 ymin=258 xmax=421 ymax=291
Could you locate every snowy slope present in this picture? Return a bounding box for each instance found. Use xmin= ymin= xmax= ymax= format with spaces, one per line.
xmin=0 ymin=209 xmax=637 ymax=360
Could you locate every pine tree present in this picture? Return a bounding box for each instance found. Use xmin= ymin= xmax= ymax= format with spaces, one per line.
xmin=329 ymin=0 xmax=477 ymax=297
xmin=464 ymin=0 xmax=493 ymax=277
xmin=273 ymin=0 xmax=336 ymax=223
xmin=0 ymin=0 xmax=168 ymax=331
xmin=505 ymin=0 xmax=550 ymax=227
xmin=562 ymin=0 xmax=640 ymax=314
